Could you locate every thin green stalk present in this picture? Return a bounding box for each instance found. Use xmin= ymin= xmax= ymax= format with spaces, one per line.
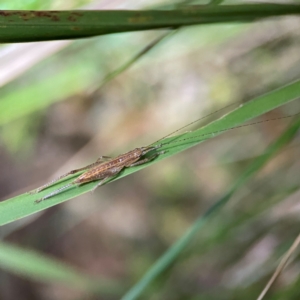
xmin=0 ymin=4 xmax=299 ymax=42
xmin=121 ymin=112 xmax=300 ymax=300
xmin=87 ymin=30 xmax=175 ymax=96
xmin=0 ymin=242 xmax=122 ymax=295
xmin=0 ymin=79 xmax=299 ymax=226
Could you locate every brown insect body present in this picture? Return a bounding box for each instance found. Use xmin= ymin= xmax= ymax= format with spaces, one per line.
xmin=74 ymin=147 xmax=156 ymax=184
xmin=32 ymin=103 xmax=298 ymax=203
xmin=32 ymin=103 xmax=243 ymax=203
xmin=33 ymin=145 xmax=162 ymax=202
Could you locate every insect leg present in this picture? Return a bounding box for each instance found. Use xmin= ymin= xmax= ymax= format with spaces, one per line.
xmin=30 ymin=156 xmax=111 ymax=194
xmin=35 ymin=183 xmax=74 ymax=203
xmin=129 ymin=151 xmax=165 ymax=167
xmin=90 ymin=166 xmax=125 ymax=193
xmin=90 ymin=178 xmax=109 ymax=193
xmin=97 ymin=156 xmax=112 ymax=161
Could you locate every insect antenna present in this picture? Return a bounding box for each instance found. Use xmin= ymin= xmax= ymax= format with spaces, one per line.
xmin=147 ymin=102 xmax=239 ymax=147
xmin=160 ymin=112 xmax=300 ymax=148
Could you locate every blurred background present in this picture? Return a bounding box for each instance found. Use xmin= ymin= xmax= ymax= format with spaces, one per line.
xmin=0 ymin=0 xmax=300 ymax=299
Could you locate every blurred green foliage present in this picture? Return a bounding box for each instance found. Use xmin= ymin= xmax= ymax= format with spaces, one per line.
xmin=0 ymin=0 xmax=92 ymax=10
xmin=0 ymin=1 xmax=299 ymax=300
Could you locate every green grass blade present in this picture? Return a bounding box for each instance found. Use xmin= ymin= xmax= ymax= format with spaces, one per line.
xmin=0 ymin=241 xmax=121 ymax=294
xmin=0 ymin=4 xmax=299 ymax=43
xmin=0 ymin=32 xmax=171 ymax=126
xmin=120 ymin=108 xmax=300 ymax=300
xmin=0 ymin=65 xmax=95 ymax=126
xmin=0 ymin=79 xmax=299 ymax=226
xmin=89 ymin=30 xmax=175 ymax=94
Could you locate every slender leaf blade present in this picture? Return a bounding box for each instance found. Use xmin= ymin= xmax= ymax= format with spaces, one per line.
xmin=0 ymin=79 xmax=299 ymax=226
xmin=0 ymin=4 xmax=300 ymax=43
xmin=121 ymin=107 xmax=300 ymax=300
xmin=0 ymin=242 xmax=121 ymax=294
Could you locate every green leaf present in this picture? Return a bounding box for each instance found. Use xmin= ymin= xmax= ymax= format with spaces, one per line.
xmin=0 ymin=242 xmax=121 ymax=294
xmin=0 ymin=4 xmax=300 ymax=43
xmin=0 ymin=64 xmax=95 ymax=126
xmin=0 ymin=32 xmax=172 ymax=126
xmin=120 ymin=99 xmax=300 ymax=300
xmin=0 ymin=79 xmax=299 ymax=226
